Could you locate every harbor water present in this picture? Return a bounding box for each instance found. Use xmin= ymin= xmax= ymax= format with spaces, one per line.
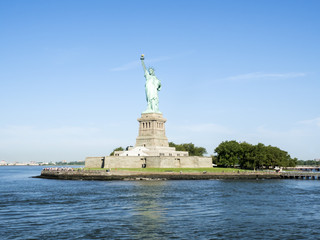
xmin=1 ymin=166 xmax=320 ymax=239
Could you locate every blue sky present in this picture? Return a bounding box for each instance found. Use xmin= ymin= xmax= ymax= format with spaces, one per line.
xmin=0 ymin=0 xmax=319 ymax=163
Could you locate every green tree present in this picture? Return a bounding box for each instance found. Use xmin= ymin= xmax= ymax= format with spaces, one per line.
xmin=238 ymin=142 xmax=255 ymax=169
xmin=289 ymin=157 xmax=298 ymax=167
xmin=215 ymin=140 xmax=297 ymax=170
xmin=264 ymin=145 xmax=280 ymax=168
xmin=251 ymin=143 xmax=267 ymax=170
xmin=211 ymin=155 xmax=218 ymax=165
xmin=109 ymin=147 xmax=124 ymax=156
xmin=214 ymin=140 xmax=242 ymax=167
xmin=169 ymin=142 xmax=207 ymax=156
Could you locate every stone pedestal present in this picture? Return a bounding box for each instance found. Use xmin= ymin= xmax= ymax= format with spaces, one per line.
xmin=113 ymin=113 xmax=188 ymax=157
xmin=135 ymin=113 xmax=169 ymax=147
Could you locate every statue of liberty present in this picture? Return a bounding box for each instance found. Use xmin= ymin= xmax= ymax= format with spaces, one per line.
xmin=140 ymin=54 xmax=161 ymax=113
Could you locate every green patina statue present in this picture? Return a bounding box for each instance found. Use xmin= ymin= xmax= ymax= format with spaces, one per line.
xmin=140 ymin=54 xmax=161 ymax=113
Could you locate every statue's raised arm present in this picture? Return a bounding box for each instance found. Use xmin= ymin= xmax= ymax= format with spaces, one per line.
xmin=140 ymin=54 xmax=161 ymax=114
xmin=140 ymin=54 xmax=148 ymax=74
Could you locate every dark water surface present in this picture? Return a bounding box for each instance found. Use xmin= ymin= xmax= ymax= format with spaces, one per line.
xmin=1 ymin=166 xmax=320 ymax=240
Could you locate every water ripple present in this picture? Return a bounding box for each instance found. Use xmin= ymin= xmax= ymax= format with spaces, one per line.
xmin=1 ymin=167 xmax=320 ymax=239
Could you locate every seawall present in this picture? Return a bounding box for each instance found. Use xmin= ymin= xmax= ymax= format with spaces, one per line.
xmin=35 ymin=169 xmax=282 ymax=181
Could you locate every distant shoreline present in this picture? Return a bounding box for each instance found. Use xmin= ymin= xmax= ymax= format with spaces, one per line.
xmin=0 ymin=164 xmax=85 ymax=167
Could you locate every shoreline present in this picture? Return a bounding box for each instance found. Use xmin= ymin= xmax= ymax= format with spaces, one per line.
xmin=35 ymin=169 xmax=282 ymax=181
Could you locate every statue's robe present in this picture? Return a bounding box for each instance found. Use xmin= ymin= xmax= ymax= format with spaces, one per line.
xmin=144 ymin=70 xmax=161 ymax=112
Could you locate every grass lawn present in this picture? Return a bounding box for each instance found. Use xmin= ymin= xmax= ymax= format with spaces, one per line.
xmin=83 ymin=167 xmax=251 ymax=173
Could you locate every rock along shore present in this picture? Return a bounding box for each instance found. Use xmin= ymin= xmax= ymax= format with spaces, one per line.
xmin=34 ymin=169 xmax=282 ymax=181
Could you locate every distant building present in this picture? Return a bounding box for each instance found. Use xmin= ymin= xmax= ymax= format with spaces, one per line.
xmin=0 ymin=160 xmax=7 ymax=165
xmin=29 ymin=161 xmax=40 ymax=166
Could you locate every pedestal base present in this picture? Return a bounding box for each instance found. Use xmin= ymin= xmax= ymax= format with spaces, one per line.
xmin=135 ymin=113 xmax=169 ymax=147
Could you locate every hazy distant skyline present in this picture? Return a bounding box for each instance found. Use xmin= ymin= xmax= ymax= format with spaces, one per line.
xmin=0 ymin=0 xmax=319 ymax=162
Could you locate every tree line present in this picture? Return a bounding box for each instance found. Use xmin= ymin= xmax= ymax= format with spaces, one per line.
xmin=296 ymin=159 xmax=320 ymax=166
xmin=168 ymin=142 xmax=207 ymax=156
xmin=214 ymin=140 xmax=297 ymax=170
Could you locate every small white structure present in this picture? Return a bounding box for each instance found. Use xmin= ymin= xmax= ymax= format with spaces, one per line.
xmin=274 ymin=166 xmax=283 ymax=173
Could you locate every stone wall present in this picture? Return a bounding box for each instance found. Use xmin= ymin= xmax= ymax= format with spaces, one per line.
xmin=104 ymin=156 xmax=145 ymax=168
xmin=146 ymin=156 xmax=212 ymax=168
xmin=85 ymin=155 xmax=212 ymax=169
xmin=85 ymin=157 xmax=104 ymax=168
xmin=39 ymin=169 xmax=282 ymax=181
